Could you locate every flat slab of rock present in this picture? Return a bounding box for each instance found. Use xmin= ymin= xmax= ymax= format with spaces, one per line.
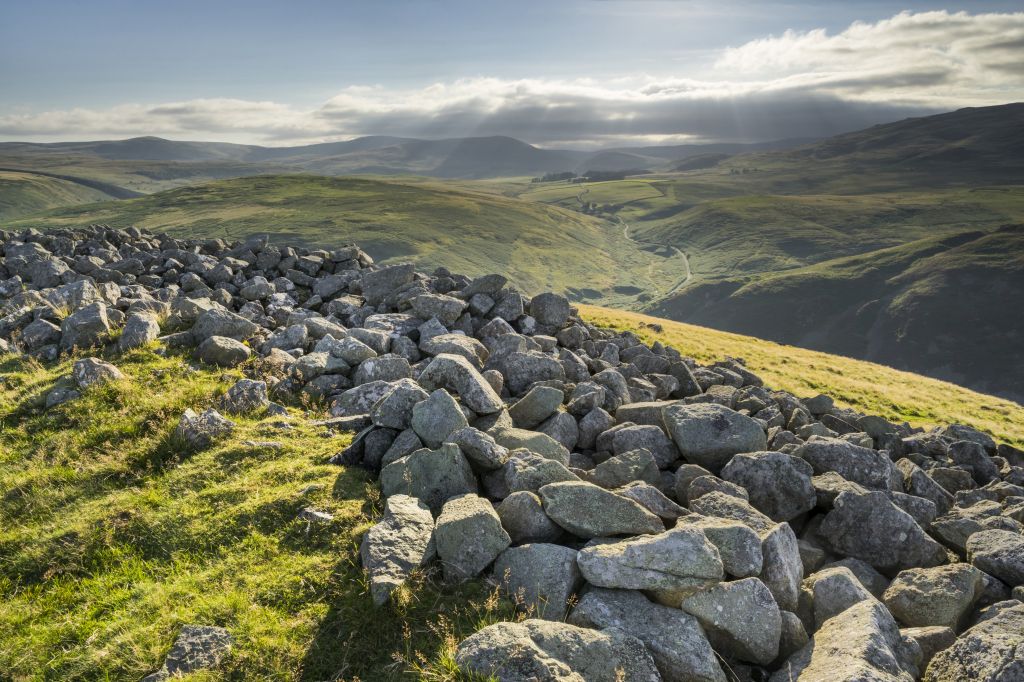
xmin=360 ymin=494 xmax=435 ymax=606
xmin=577 ymin=527 xmax=723 ymax=605
xmin=455 ymin=618 xmax=661 ymax=682
xmin=538 ymin=480 xmax=663 ymax=538
xmin=569 ymin=587 xmax=726 ymax=682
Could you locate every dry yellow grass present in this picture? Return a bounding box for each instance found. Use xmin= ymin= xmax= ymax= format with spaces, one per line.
xmin=580 ymin=304 xmax=1024 ymax=446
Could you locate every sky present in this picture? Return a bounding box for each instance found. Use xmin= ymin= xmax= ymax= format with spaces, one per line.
xmin=0 ymin=0 xmax=1022 ymax=148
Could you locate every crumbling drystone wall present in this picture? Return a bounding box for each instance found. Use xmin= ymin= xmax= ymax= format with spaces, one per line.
xmin=2 ymin=225 xmax=1024 ymax=682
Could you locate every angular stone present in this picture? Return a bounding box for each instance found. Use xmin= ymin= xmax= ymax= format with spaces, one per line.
xmin=72 ymin=357 xmax=125 ymax=389
xmin=615 ymin=481 xmax=687 ymax=521
xmin=194 ymin=336 xmax=251 ymax=367
xmin=360 ymin=494 xmax=435 ymax=606
xmin=370 ymin=379 xmax=429 ymax=430
xmin=770 ymin=599 xmax=920 ymax=682
xmin=495 ymin=491 xmax=562 ymax=544
xmin=576 ymin=527 xmax=724 ymax=604
xmin=538 ymin=481 xmax=663 ymax=538
xmin=174 ymin=408 xmax=234 ymax=451
xmin=60 ymin=301 xmax=111 ymax=350
xmin=490 ymin=426 xmax=569 ymax=466
xmin=379 ymin=443 xmax=478 ymax=513
xmin=119 ymin=311 xmax=160 ymax=351
xmin=492 ymin=543 xmax=580 ymax=619
xmin=446 ymin=426 xmax=509 ymax=471
xmin=967 ymin=529 xmax=1024 ymax=586
xmin=721 ymin=451 xmax=816 ymax=522
xmin=676 ymin=515 xmax=764 ymax=578
xmin=682 ymin=577 xmax=781 ymax=665
xmin=435 ymin=494 xmax=510 ymax=582
xmin=191 ymin=307 xmax=258 ymax=342
xmin=663 ymin=402 xmax=766 ymax=472
xmin=411 ymin=388 xmax=468 ymax=448
xmin=820 ymin=491 xmax=947 ymax=572
xmin=797 ymin=436 xmax=901 ymax=491
xmin=569 ymin=588 xmax=726 ymax=682
xmin=588 ymin=448 xmax=660 ymax=489
xmin=455 ymin=619 xmax=660 ymax=682
xmin=923 ymin=602 xmax=1024 ymax=682
xmin=799 ymin=566 xmax=875 ymax=631
xmin=219 ymin=378 xmax=269 ymax=414
xmin=508 ymin=385 xmax=563 ymax=429
xmin=142 ymin=625 xmax=233 ymax=681
xmin=418 ymin=353 xmax=504 ymax=415
xmin=883 ymin=563 xmax=985 ymax=628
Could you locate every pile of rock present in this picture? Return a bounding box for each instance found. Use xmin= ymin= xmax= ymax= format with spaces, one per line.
xmin=2 ymin=226 xmax=1023 ymax=681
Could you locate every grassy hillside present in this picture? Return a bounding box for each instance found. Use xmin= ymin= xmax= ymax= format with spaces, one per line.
xmin=0 ymin=170 xmax=114 ymax=219
xmin=2 ymin=305 xmax=1021 ymax=679
xmin=580 ymin=305 xmax=1024 ymax=445
xmin=0 ymin=349 xmax=509 ymax=680
xmin=642 ymin=225 xmax=1024 ymax=401
xmin=5 ymin=174 xmax=686 ymax=304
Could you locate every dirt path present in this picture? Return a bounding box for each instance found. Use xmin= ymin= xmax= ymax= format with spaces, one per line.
xmin=619 ymin=217 xmax=692 ymax=295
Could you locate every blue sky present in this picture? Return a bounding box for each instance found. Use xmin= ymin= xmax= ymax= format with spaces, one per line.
xmin=1 ymin=1 xmax=1022 ymax=146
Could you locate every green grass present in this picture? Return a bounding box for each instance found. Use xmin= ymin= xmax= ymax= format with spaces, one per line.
xmin=7 ymin=174 xmax=687 ymax=306
xmin=0 ymin=170 xmax=114 ymax=220
xmin=580 ymin=304 xmax=1024 ymax=446
xmin=0 ymin=349 xmax=512 ymax=681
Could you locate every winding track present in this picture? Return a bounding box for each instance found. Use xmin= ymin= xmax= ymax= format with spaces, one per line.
xmin=620 ymin=217 xmax=692 ymax=296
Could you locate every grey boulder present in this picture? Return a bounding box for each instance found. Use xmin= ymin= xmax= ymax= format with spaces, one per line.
xmin=360 ymin=494 xmax=435 ymax=606
xmin=662 ymin=402 xmax=766 ymax=472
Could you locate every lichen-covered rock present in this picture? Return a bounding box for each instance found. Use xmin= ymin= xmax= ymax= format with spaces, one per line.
xmin=495 ymin=491 xmax=562 ymax=544
xmin=966 ymin=529 xmax=1024 ymax=587
xmin=662 ymin=402 xmax=766 ymax=472
xmin=681 ymin=577 xmax=781 ymax=665
xmin=379 ymin=443 xmax=478 ymax=513
xmin=576 ymin=527 xmax=724 ymax=604
xmin=174 ymin=408 xmax=235 ymax=451
xmin=360 ymin=494 xmax=435 ymax=606
xmin=72 ymin=357 xmax=125 ymax=389
xmin=194 ymin=335 xmax=251 ymax=367
xmin=820 ymin=491 xmax=948 ymax=572
xmin=142 ymin=625 xmax=233 ymax=681
xmin=435 ymin=494 xmax=510 ymax=582
xmin=538 ymin=480 xmax=663 ymax=538
xmin=770 ymin=600 xmax=920 ymax=682
xmin=569 ymin=588 xmax=726 ymax=682
xmin=883 ymin=563 xmax=985 ymax=628
xmin=492 ymin=543 xmax=580 ymax=619
xmin=923 ymin=601 xmax=1024 ymax=681
xmin=219 ymin=378 xmax=269 ymax=414
xmin=410 ymin=388 xmax=468 ymax=448
xmin=455 ymin=619 xmax=661 ymax=682
xmin=721 ymin=450 xmax=816 ymax=521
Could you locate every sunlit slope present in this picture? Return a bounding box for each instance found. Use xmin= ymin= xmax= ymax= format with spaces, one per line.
xmin=580 ymin=304 xmax=1024 ymax=446
xmin=8 ymin=174 xmax=678 ymax=301
xmin=0 ymin=170 xmax=114 ymax=219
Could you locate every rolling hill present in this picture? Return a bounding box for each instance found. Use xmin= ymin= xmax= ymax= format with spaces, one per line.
xmin=3 ymin=174 xmax=684 ymax=304
xmin=0 ymin=170 xmax=119 ymax=219
xmin=645 ymin=225 xmax=1024 ymax=401
xmin=0 ymin=134 xmax=810 ymax=196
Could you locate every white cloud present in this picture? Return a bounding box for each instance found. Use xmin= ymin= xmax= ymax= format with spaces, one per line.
xmin=1 ymin=10 xmax=1021 ymax=146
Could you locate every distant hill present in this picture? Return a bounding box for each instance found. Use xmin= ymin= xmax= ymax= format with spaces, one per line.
xmin=4 ymin=174 xmax=679 ymax=304
xmin=724 ymin=103 xmax=1024 ymax=188
xmin=0 ymin=134 xmax=810 ymax=193
xmin=646 ymin=225 xmax=1024 ymax=401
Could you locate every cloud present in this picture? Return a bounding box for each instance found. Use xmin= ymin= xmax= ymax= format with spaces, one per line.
xmin=1 ymin=10 xmax=1021 ymax=147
